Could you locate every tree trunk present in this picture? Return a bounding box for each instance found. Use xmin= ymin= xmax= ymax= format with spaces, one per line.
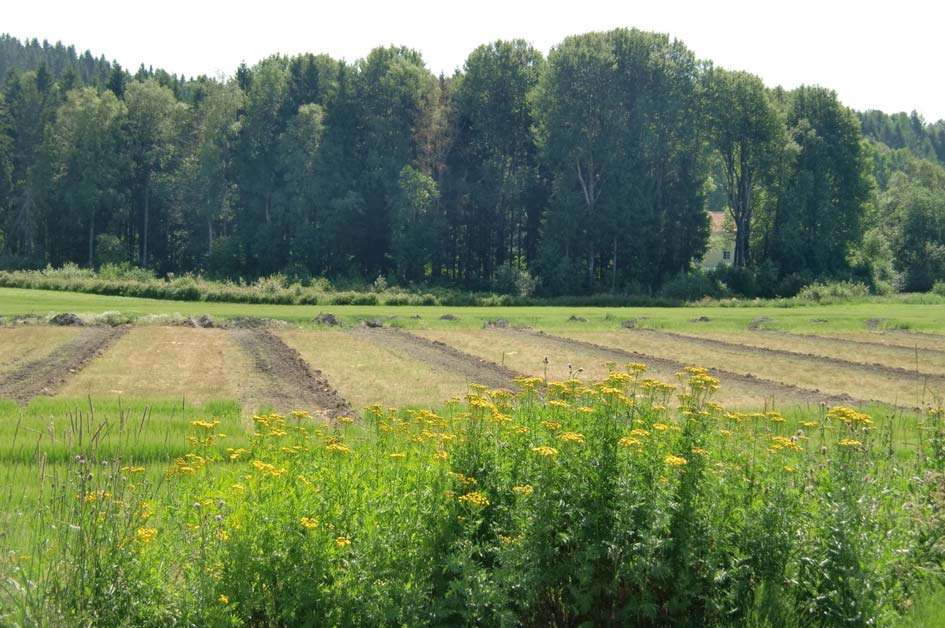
xmin=142 ymin=178 xmax=150 ymax=266
xmin=88 ymin=211 xmax=96 ymax=267
xmin=208 ymin=218 xmax=215 ymax=257
xmin=611 ymin=237 xmax=618 ymax=293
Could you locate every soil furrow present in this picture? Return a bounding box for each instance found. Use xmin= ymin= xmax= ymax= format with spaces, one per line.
xmin=511 ymin=328 xmax=883 ymax=409
xmin=0 ymin=326 xmax=129 ymax=405
xmin=753 ymin=329 xmax=945 ymax=362
xmin=229 ymin=328 xmax=353 ymax=419
xmin=350 ymin=327 xmax=521 ymax=389
xmin=628 ymin=328 xmax=945 ymax=384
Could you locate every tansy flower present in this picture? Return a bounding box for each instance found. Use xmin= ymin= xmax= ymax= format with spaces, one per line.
xmin=531 ymin=446 xmax=558 ymax=457
xmin=665 ymin=455 xmax=688 ymax=468
xmin=335 ymin=536 xmax=352 ymax=548
xmin=136 ymin=527 xmax=157 ymax=543
xmin=218 ymin=594 xmax=229 ymax=605
xmin=557 ymin=432 xmax=585 ymax=444
xmin=458 ymin=491 xmax=490 ymax=507
xmin=512 ymin=485 xmax=534 ymax=495
xmin=300 ymin=517 xmax=319 ymax=529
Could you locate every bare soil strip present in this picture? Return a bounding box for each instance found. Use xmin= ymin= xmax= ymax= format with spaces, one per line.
xmin=350 ymin=327 xmax=521 ymax=390
xmin=228 ymin=328 xmax=353 ymax=419
xmin=514 ymin=328 xmax=879 ymax=408
xmin=0 ymin=326 xmax=129 ymax=405
xmin=632 ymin=328 xmax=945 ymax=384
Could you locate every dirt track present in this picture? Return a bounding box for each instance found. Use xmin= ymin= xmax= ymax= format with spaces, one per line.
xmin=229 ymin=328 xmax=352 ymax=419
xmin=351 ymin=327 xmax=521 ymax=389
xmin=628 ymin=328 xmax=945 ymax=385
xmin=0 ymin=326 xmax=129 ymax=405
xmin=512 ymin=328 xmax=880 ymax=408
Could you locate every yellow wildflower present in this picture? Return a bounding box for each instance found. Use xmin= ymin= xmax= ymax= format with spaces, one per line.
xmin=136 ymin=527 xmax=158 ymax=543
xmin=300 ymin=517 xmax=319 ymax=529
xmin=618 ymin=437 xmax=642 ymax=448
xmin=335 ymin=536 xmax=352 ymax=548
xmin=218 ymin=594 xmax=229 ymax=605
xmin=458 ymin=491 xmax=491 ymax=507
xmin=665 ymin=455 xmax=688 ymax=468
xmin=531 ymin=446 xmax=559 ymax=457
xmin=557 ymin=432 xmax=585 ymax=444
xmin=512 ymin=485 xmax=534 ymax=495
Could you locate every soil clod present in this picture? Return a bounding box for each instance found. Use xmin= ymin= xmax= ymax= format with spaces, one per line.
xmin=314 ymin=312 xmax=343 ymax=327
xmin=49 ymin=313 xmax=84 ymax=326
xmin=439 ymin=314 xmax=459 ymax=321
xmin=568 ymin=315 xmax=589 ymax=323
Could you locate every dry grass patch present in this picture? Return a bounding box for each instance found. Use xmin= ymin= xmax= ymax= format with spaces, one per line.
xmin=0 ymin=327 xmax=81 ymax=376
xmin=670 ymin=330 xmax=945 ymax=376
xmin=276 ymin=329 xmax=476 ymax=409
xmin=416 ymin=329 xmax=810 ymax=408
xmin=561 ymin=330 xmax=940 ymax=408
xmin=57 ymin=326 xmax=251 ymax=402
xmin=816 ymin=331 xmax=945 ymax=354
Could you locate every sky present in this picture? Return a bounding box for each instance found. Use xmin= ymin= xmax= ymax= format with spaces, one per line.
xmin=5 ymin=0 xmax=945 ymax=121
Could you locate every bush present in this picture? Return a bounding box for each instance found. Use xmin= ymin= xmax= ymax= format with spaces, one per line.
xmin=659 ymin=270 xmax=727 ymax=302
xmin=796 ymin=280 xmax=871 ymax=302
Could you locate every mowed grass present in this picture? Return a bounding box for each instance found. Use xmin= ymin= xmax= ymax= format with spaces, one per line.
xmin=276 ymin=329 xmax=475 ymax=409
xmin=561 ymin=330 xmax=942 ymax=408
xmin=56 ymin=326 xmax=252 ymax=403
xmin=0 ymin=326 xmax=81 ymax=375
xmin=4 ymin=286 xmax=945 ymax=332
xmin=414 ymin=328 xmax=792 ymax=409
xmin=666 ymin=329 xmax=945 ymax=376
xmin=813 ymin=330 xmax=945 ymax=354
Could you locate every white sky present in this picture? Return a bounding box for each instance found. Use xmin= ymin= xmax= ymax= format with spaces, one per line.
xmin=5 ymin=0 xmax=945 ymax=121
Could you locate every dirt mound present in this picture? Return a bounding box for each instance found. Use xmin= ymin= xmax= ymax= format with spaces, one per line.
xmin=748 ymin=316 xmax=771 ymax=330
xmin=182 ymin=314 xmax=215 ymax=328
xmin=229 ymin=328 xmax=352 ymax=419
xmin=0 ymin=326 xmax=129 ymax=405
xmin=621 ymin=317 xmax=648 ymax=329
xmin=690 ymin=316 xmax=711 ymax=323
xmin=439 ymin=314 xmax=459 ymax=321
xmin=228 ymin=316 xmax=268 ymax=329
xmin=568 ymin=315 xmax=589 ymax=323
xmin=352 ymin=328 xmax=520 ymax=390
xmin=362 ymin=318 xmax=385 ymax=328
xmin=866 ymin=318 xmax=886 ymax=330
xmin=49 ymin=313 xmax=84 ymax=326
xmin=485 ymin=319 xmax=509 ymax=328
xmin=314 ymin=312 xmax=343 ymax=327
xmin=810 ymin=318 xmax=830 ymax=324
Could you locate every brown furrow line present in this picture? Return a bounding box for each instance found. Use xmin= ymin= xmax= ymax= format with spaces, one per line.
xmin=0 ymin=325 xmax=130 ymax=405
xmin=508 ymin=328 xmax=894 ymax=410
xmin=628 ymin=328 xmax=945 ymax=384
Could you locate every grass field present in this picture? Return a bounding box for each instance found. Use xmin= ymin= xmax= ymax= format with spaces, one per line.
xmin=4 ymin=286 xmax=945 ymax=331
xmin=2 ymin=287 xmax=945 ymax=625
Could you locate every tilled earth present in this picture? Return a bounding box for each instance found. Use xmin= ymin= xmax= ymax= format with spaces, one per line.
xmin=0 ymin=326 xmax=130 ymax=405
xmin=228 ymin=327 xmax=353 ymax=419
xmin=350 ymin=327 xmax=521 ymax=390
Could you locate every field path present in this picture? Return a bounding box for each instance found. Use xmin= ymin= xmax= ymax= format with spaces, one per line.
xmin=350 ymin=327 xmax=521 ymax=389
xmin=631 ymin=328 xmax=945 ymax=385
xmin=0 ymin=326 xmax=129 ymax=405
xmin=515 ymin=329 xmax=882 ymax=408
xmin=754 ymin=329 xmax=945 ymax=366
xmin=229 ymin=328 xmax=353 ymax=419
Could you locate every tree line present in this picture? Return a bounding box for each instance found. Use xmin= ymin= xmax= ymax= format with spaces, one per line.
xmin=1 ymin=30 xmax=943 ymax=296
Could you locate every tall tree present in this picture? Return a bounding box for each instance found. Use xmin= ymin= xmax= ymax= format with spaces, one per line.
xmin=453 ymin=40 xmax=544 ymax=281
xmin=704 ymin=68 xmax=785 ymax=267
xmin=125 ymin=79 xmax=184 ymax=266
xmin=47 ymin=87 xmax=127 ymax=265
xmin=774 ymin=86 xmax=872 ymax=276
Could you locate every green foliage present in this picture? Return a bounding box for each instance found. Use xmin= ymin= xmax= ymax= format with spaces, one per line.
xmin=1 ymin=377 xmax=940 ymax=625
